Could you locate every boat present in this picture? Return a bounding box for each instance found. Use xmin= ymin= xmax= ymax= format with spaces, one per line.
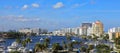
xmin=0 ymin=38 xmax=5 ymax=42
xmin=72 ymin=39 xmax=76 ymax=42
xmin=7 ymin=46 xmax=17 ymax=52
xmin=40 ymin=38 xmax=43 ymax=41
xmin=7 ymin=41 xmax=19 ymax=52
xmin=11 ymin=42 xmax=18 ymax=47
xmin=0 ymin=46 xmax=5 ymax=53
xmin=18 ymin=47 xmax=28 ymax=53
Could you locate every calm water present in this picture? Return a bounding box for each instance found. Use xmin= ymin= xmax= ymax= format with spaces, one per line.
xmin=4 ymin=36 xmax=84 ymax=50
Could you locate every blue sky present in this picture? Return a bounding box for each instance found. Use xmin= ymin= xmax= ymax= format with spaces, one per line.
xmin=0 ymin=0 xmax=120 ymax=32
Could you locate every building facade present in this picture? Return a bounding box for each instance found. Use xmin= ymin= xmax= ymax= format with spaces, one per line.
xmin=81 ymin=23 xmax=92 ymax=36
xmin=92 ymin=20 xmax=104 ymax=36
xmin=108 ymin=27 xmax=120 ymax=40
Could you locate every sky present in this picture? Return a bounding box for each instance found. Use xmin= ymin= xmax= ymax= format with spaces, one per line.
xmin=0 ymin=0 xmax=120 ymax=32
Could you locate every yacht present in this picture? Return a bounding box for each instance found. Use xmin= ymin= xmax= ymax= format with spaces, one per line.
xmin=0 ymin=46 xmax=5 ymax=53
xmin=7 ymin=41 xmax=19 ymax=52
xmin=0 ymin=38 xmax=5 ymax=43
xmin=7 ymin=46 xmax=17 ymax=52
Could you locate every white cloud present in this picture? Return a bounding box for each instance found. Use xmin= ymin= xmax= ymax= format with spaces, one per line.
xmin=32 ymin=3 xmax=40 ymax=8
xmin=72 ymin=4 xmax=80 ymax=8
xmin=0 ymin=15 xmax=40 ymax=22
xmin=53 ymin=2 xmax=64 ymax=9
xmin=22 ymin=5 xmax=28 ymax=10
xmin=16 ymin=18 xmax=40 ymax=22
xmin=72 ymin=2 xmax=88 ymax=8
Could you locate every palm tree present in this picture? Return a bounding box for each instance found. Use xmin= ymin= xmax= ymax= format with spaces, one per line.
xmin=43 ymin=42 xmax=49 ymax=50
xmin=25 ymin=37 xmax=31 ymax=49
xmin=87 ymin=36 xmax=92 ymax=40
xmin=44 ymin=37 xmax=50 ymax=44
xmin=80 ymin=46 xmax=87 ymax=52
xmin=62 ymin=41 xmax=67 ymax=50
xmin=15 ymin=38 xmax=21 ymax=47
xmin=22 ymin=40 xmax=27 ymax=47
xmin=10 ymin=51 xmax=20 ymax=53
xmin=115 ymin=37 xmax=120 ymax=45
xmin=16 ymin=38 xmax=21 ymax=44
xmin=103 ymin=34 xmax=109 ymax=41
xmin=88 ymin=45 xmax=94 ymax=50
xmin=67 ymin=42 xmax=73 ymax=51
xmin=34 ymin=42 xmax=45 ymax=53
xmin=26 ymin=38 xmax=31 ymax=43
xmin=92 ymin=34 xmax=98 ymax=41
xmin=96 ymin=44 xmax=110 ymax=53
xmin=52 ymin=43 xmax=63 ymax=53
xmin=66 ymin=35 xmax=72 ymax=41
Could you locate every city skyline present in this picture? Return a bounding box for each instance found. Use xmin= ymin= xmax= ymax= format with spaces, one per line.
xmin=0 ymin=0 xmax=120 ymax=31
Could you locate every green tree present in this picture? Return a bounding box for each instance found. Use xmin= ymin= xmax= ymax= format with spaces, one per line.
xmin=115 ymin=37 xmax=120 ymax=45
xmin=21 ymin=40 xmax=27 ymax=47
xmin=52 ymin=43 xmax=63 ymax=53
xmin=88 ymin=45 xmax=94 ymax=50
xmin=34 ymin=42 xmax=45 ymax=53
xmin=15 ymin=38 xmax=21 ymax=44
xmin=67 ymin=42 xmax=73 ymax=51
xmin=62 ymin=41 xmax=67 ymax=49
xmin=80 ymin=46 xmax=87 ymax=52
xmin=96 ymin=44 xmax=110 ymax=53
xmin=44 ymin=37 xmax=50 ymax=44
xmin=10 ymin=51 xmax=20 ymax=53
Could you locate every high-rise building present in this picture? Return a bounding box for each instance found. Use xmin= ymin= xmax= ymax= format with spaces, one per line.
xmin=71 ymin=27 xmax=80 ymax=35
xmin=108 ymin=27 xmax=120 ymax=33
xmin=81 ymin=23 xmax=92 ymax=35
xmin=82 ymin=23 xmax=92 ymax=28
xmin=79 ymin=27 xmax=83 ymax=35
xmin=108 ymin=27 xmax=120 ymax=40
xmin=32 ymin=28 xmax=41 ymax=35
xmin=87 ymin=27 xmax=93 ymax=36
xmin=18 ymin=28 xmax=32 ymax=35
xmin=92 ymin=20 xmax=104 ymax=36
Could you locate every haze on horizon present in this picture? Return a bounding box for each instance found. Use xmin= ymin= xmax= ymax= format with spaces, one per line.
xmin=0 ymin=0 xmax=120 ymax=32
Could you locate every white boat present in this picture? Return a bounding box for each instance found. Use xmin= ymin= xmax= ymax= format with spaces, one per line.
xmin=29 ymin=49 xmax=32 ymax=52
xmin=40 ymin=38 xmax=43 ymax=41
xmin=72 ymin=39 xmax=76 ymax=42
xmin=0 ymin=46 xmax=5 ymax=53
xmin=7 ymin=46 xmax=17 ymax=52
xmin=7 ymin=41 xmax=19 ymax=52
xmin=0 ymin=38 xmax=5 ymax=42
xmin=11 ymin=42 xmax=18 ymax=47
xmin=18 ymin=47 xmax=28 ymax=53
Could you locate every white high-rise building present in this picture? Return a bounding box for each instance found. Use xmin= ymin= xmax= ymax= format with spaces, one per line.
xmin=108 ymin=27 xmax=120 ymax=33
xmin=87 ymin=27 xmax=93 ymax=36
xmin=81 ymin=23 xmax=92 ymax=36
xmin=78 ymin=27 xmax=83 ymax=35
xmin=32 ymin=28 xmax=41 ymax=35
xmin=71 ymin=27 xmax=80 ymax=35
xmin=19 ymin=28 xmax=32 ymax=34
xmin=108 ymin=27 xmax=120 ymax=40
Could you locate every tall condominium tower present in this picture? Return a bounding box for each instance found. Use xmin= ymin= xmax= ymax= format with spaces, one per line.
xmin=92 ymin=20 xmax=104 ymax=36
xmin=82 ymin=23 xmax=92 ymax=35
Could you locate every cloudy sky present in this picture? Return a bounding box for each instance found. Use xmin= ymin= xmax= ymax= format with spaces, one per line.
xmin=0 ymin=0 xmax=120 ymax=31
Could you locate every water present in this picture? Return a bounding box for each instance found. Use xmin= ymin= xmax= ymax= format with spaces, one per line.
xmin=4 ymin=35 xmax=83 ymax=50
